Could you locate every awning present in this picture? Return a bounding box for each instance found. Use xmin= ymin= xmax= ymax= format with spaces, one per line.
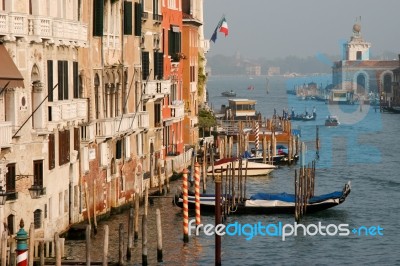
xmin=171 ymin=26 xmax=180 ymax=33
xmin=0 ymin=44 xmax=24 ymax=89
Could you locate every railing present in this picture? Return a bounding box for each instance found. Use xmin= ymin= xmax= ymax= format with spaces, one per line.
xmin=143 ymin=80 xmax=170 ymax=100
xmin=152 ymin=14 xmax=163 ymax=23
xmin=0 ymin=13 xmax=87 ymax=45
xmin=0 ymin=121 xmax=12 ymax=148
xmin=142 ymin=12 xmax=149 ymax=20
xmin=48 ymin=99 xmax=88 ymax=123
xmin=81 ymin=123 xmax=95 ymax=143
xmin=95 ymin=112 xmax=149 ymax=139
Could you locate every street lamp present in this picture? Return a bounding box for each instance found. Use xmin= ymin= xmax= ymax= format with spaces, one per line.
xmin=28 ymin=185 xmax=45 ymax=199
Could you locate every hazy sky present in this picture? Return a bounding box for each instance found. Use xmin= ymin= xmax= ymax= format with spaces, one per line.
xmin=204 ymin=0 xmax=400 ymax=59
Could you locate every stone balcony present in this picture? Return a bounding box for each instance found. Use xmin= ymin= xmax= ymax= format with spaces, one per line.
xmin=0 ymin=121 xmax=12 ymax=149
xmin=95 ymin=112 xmax=149 ymax=140
xmin=143 ymin=80 xmax=170 ymax=101
xmin=0 ymin=12 xmax=87 ymax=46
xmin=48 ymin=99 xmax=88 ymax=124
xmin=170 ymin=100 xmax=185 ymax=120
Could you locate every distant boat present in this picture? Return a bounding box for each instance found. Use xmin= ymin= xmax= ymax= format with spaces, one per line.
xmin=247 ymin=85 xmax=254 ymax=90
xmin=325 ymin=115 xmax=340 ymax=126
xmin=221 ymin=90 xmax=236 ymax=97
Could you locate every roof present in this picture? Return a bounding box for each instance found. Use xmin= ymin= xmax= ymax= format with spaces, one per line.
xmin=0 ymin=44 xmax=24 ymax=88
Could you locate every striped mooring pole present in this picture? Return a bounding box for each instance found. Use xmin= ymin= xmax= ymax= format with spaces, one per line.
xmin=182 ymin=169 xmax=189 ymax=243
xmin=255 ymin=121 xmax=260 ymax=151
xmin=194 ymin=162 xmax=201 ymax=226
xmin=15 ymin=219 xmax=28 ymax=266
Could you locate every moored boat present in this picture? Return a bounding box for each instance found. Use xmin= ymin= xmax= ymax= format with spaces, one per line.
xmin=208 ymin=157 xmax=277 ymax=176
xmin=325 ymin=115 xmax=340 ymax=126
xmin=174 ymin=182 xmax=351 ymax=215
xmin=221 ymin=90 xmax=236 ymax=97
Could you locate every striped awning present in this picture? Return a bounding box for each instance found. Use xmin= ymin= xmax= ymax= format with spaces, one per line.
xmin=0 ymin=44 xmax=24 ymax=89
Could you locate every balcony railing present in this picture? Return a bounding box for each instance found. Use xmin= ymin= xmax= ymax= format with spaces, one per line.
xmin=143 ymin=80 xmax=170 ymax=100
xmin=81 ymin=123 xmax=95 ymax=143
xmin=170 ymin=101 xmax=185 ymax=119
xmin=95 ymin=112 xmax=149 ymax=139
xmin=48 ymin=99 xmax=88 ymax=123
xmin=152 ymin=14 xmax=163 ymax=23
xmin=0 ymin=121 xmax=12 ymax=148
xmin=0 ymin=13 xmax=87 ymax=46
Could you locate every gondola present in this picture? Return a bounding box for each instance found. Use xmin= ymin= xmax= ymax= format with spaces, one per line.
xmin=173 ymin=182 xmax=351 ymax=215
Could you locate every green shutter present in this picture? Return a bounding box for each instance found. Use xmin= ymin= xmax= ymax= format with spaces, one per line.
xmin=142 ymin=51 xmax=150 ymax=80
xmin=47 ymin=60 xmax=53 ymax=102
xmin=134 ymin=3 xmax=142 ymax=37
xmin=93 ymin=0 xmax=104 ymax=37
xmin=124 ymin=1 xmax=132 ymax=35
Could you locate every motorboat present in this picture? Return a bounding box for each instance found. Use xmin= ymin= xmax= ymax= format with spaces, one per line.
xmin=325 ymin=115 xmax=340 ymax=126
xmin=221 ymin=90 xmax=236 ymax=97
xmin=208 ymin=157 xmax=277 ymax=177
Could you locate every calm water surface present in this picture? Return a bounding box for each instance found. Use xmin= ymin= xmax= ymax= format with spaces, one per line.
xmin=65 ymin=76 xmax=400 ymax=265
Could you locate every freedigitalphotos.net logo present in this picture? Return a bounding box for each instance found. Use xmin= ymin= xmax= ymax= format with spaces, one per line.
xmin=188 ymin=219 xmax=383 ymax=241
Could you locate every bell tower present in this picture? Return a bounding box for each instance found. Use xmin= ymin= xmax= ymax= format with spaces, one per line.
xmin=342 ymin=19 xmax=371 ymax=61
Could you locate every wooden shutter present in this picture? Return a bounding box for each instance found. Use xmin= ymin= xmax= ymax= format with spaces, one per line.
xmin=58 ymin=61 xmax=63 ymax=100
xmin=73 ymin=61 xmax=79 ymax=98
xmin=124 ymin=1 xmax=133 ymax=35
xmin=142 ymin=51 xmax=149 ymax=80
xmin=74 ymin=128 xmax=79 ymax=152
xmin=34 ymin=160 xmax=43 ymax=186
xmin=49 ymin=134 xmax=55 ymax=170
xmin=63 ymin=61 xmax=68 ymax=100
xmin=93 ymin=0 xmax=104 ymax=36
xmin=47 ymin=60 xmax=53 ymax=102
xmin=134 ymin=2 xmax=142 ymax=37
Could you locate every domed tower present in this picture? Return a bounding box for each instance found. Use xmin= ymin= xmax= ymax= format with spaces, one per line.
xmin=342 ymin=21 xmax=371 ymax=60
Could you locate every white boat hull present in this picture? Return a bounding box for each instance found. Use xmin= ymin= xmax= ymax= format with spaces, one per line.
xmin=208 ymin=159 xmax=276 ymax=176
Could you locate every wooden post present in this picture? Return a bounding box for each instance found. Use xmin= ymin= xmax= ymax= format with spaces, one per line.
xmin=142 ymin=215 xmax=148 ymax=266
xmin=28 ymin=223 xmax=34 ymax=266
xmin=118 ymin=223 xmax=124 ymax=266
xmin=165 ymin=160 xmax=170 ymax=193
xmin=86 ymin=225 xmax=91 ymax=266
xmin=316 ymin=126 xmax=320 ymax=158
xmin=10 ymin=237 xmax=16 ymax=266
xmin=194 ymin=162 xmax=201 ymax=226
xmin=262 ymin=135 xmax=267 ymax=164
xmin=134 ymin=193 xmax=139 ymax=241
xmin=127 ymin=206 xmax=133 ymax=260
xmin=244 ymin=159 xmax=248 ymax=200
xmin=54 ymin=232 xmax=61 ymax=266
xmin=182 ymin=169 xmax=189 ymax=243
xmin=103 ymin=225 xmax=109 ymax=266
xmin=215 ymin=174 xmax=222 ymax=266
xmin=158 ymin=164 xmax=162 ymax=194
xmin=84 ymin=183 xmax=91 ymax=227
xmin=156 ymin=208 xmax=163 ymax=262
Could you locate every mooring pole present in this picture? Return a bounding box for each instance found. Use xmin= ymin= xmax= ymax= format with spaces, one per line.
xmin=182 ymin=169 xmax=189 ymax=243
xmin=15 ymin=220 xmax=28 ymax=266
xmin=215 ymin=173 xmax=222 ymax=266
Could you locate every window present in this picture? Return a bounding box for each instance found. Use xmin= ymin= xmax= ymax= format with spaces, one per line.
xmin=59 ymin=130 xmax=70 ymax=166
xmin=94 ymin=74 xmax=100 ymax=119
xmin=6 ymin=164 xmax=17 ymax=200
xmin=57 ymin=61 xmax=68 ymax=100
xmin=74 ymin=128 xmax=79 ymax=152
xmin=33 ymin=160 xmax=43 ymax=188
xmin=34 ymin=209 xmax=42 ymax=229
xmin=155 ymin=102 xmax=161 ymax=126
xmin=93 ymin=0 xmax=104 ymax=36
xmin=124 ymin=1 xmax=133 ymax=35
xmin=7 ymin=215 xmax=15 ymax=234
xmin=168 ymin=27 xmax=181 ymax=61
xmin=49 ymin=134 xmax=55 ymax=170
xmin=356 ymin=51 xmax=362 ymax=60
xmin=116 ymin=140 xmax=122 ymax=159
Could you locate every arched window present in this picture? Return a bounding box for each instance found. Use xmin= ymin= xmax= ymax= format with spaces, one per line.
xmin=7 ymin=214 xmax=15 ymax=235
xmin=384 ymin=74 xmax=392 ymax=93
xmin=356 ymin=51 xmax=362 ymax=60
xmin=34 ymin=209 xmax=42 ymax=229
xmin=94 ymin=74 xmax=100 ymax=119
xmin=357 ymin=74 xmax=366 ymax=94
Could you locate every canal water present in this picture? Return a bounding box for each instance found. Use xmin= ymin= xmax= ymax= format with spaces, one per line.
xmin=65 ymin=76 xmax=400 ymax=265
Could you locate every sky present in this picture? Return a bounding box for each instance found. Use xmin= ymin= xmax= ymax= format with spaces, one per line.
xmin=203 ymin=0 xmax=400 ymax=60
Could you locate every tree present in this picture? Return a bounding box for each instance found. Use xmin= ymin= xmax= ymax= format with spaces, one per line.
xmin=198 ymin=108 xmax=216 ymax=137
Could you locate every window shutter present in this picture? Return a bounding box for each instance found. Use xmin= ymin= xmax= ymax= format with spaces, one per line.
xmin=134 ymin=3 xmax=142 ymax=37
xmin=58 ymin=61 xmax=63 ymax=100
xmin=142 ymin=51 xmax=150 ymax=80
xmin=168 ymin=30 xmax=173 ymax=56
xmin=124 ymin=1 xmax=133 ymax=35
xmin=49 ymin=134 xmax=55 ymax=170
xmin=93 ymin=0 xmax=104 ymax=36
xmin=47 ymin=60 xmax=53 ymax=102
xmin=73 ymin=62 xmax=79 ymax=98
xmin=63 ymin=61 xmax=69 ymax=100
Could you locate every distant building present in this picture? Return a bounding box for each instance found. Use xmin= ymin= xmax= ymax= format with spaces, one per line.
xmin=392 ymin=55 xmax=400 ymax=107
xmin=268 ymin=67 xmax=281 ymax=76
xmin=331 ymin=22 xmax=397 ymax=104
xmin=246 ymin=64 xmax=261 ymax=76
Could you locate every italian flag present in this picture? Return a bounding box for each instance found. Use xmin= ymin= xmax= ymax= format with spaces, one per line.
xmin=219 ymin=18 xmax=229 ymax=36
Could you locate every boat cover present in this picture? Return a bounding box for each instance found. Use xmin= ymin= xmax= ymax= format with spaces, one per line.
xmin=250 ymin=191 xmax=343 ymax=204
